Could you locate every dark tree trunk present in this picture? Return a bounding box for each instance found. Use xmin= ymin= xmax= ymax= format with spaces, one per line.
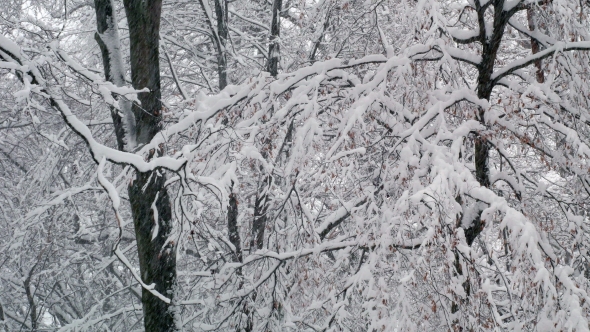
xmin=197 ymin=0 xmax=228 ymax=90
xmin=251 ymin=0 xmax=284 ymax=251
xmin=93 ymin=0 xmax=131 ymax=151
xmin=267 ymin=0 xmax=282 ymax=77
xmin=206 ymin=0 xmax=242 ymax=263
xmin=527 ymin=6 xmax=545 ymax=83
xmin=309 ymin=11 xmax=329 ymax=63
xmin=463 ymin=0 xmax=511 ymax=246
xmin=128 ymin=169 xmax=176 ymax=332
xmin=465 ymin=104 xmax=490 ymax=246
xmin=124 ymin=0 xmax=164 ymax=145
xmin=214 ymin=0 xmax=228 ymax=89
xmin=95 ymin=0 xmax=177 ymax=331
xmin=123 ymin=0 xmax=177 ymax=330
xmin=24 ymin=268 xmax=37 ymax=331
xmin=0 ymin=300 xmax=7 ymax=332
xmin=228 ymin=191 xmax=242 ymax=264
xmin=251 ymin=173 xmax=270 ymax=250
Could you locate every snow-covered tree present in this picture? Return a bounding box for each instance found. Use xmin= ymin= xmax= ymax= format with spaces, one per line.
xmin=1 ymin=0 xmax=590 ymax=331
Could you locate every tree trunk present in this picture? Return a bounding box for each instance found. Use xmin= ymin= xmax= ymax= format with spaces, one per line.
xmin=251 ymin=172 xmax=270 ymax=250
xmin=463 ymin=0 xmax=509 ymax=246
xmin=251 ymin=0 xmax=284 ymax=251
xmin=214 ymin=0 xmax=228 ymax=89
xmin=24 ymin=269 xmax=37 ymax=331
xmin=124 ymin=0 xmax=177 ymax=330
xmin=0 ymin=301 xmax=7 ymax=332
xmin=228 ymin=190 xmax=242 ymax=264
xmin=527 ymin=6 xmax=544 ymax=83
xmin=93 ymin=0 xmax=135 ymax=151
xmin=309 ymin=11 xmax=329 ymax=63
xmin=128 ymin=169 xmax=176 ymax=332
xmin=124 ymin=0 xmax=164 ymax=145
xmin=267 ymin=0 xmax=282 ymax=77
xmin=95 ymin=0 xmax=177 ymax=331
xmin=197 ymin=0 xmax=228 ymax=90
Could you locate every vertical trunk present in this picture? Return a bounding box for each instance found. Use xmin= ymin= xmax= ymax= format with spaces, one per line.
xmin=0 ymin=301 xmax=7 ymax=332
xmin=24 ymin=267 xmax=37 ymax=331
xmin=463 ymin=1 xmax=511 ymax=246
xmin=267 ymin=0 xmax=282 ymax=77
xmin=96 ymin=1 xmax=176 ymax=331
xmin=465 ymin=107 xmax=490 ymax=245
xmin=251 ymin=172 xmax=270 ymax=250
xmin=309 ymin=11 xmax=329 ymax=63
xmin=527 ymin=6 xmax=545 ymax=83
xmin=450 ymin=252 xmax=462 ymax=315
xmin=251 ymin=0 xmax=284 ymax=251
xmin=128 ymin=170 xmax=176 ymax=332
xmin=94 ymin=0 xmax=135 ymax=151
xmin=214 ymin=0 xmax=228 ymax=89
xmin=228 ymin=190 xmax=242 ymax=264
xmin=210 ymin=0 xmax=242 ymax=262
xmin=197 ymin=0 xmax=228 ymax=90
xmin=123 ymin=0 xmax=164 ymax=145
xmin=198 ymin=0 xmax=243 ymax=302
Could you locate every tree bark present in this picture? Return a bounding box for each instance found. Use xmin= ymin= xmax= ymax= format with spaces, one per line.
xmin=228 ymin=190 xmax=242 ymax=264
xmin=250 ymin=0 xmax=284 ymax=251
xmin=527 ymin=6 xmax=545 ymax=83
xmin=0 ymin=300 xmax=7 ymax=332
xmin=128 ymin=169 xmax=176 ymax=332
xmin=309 ymin=11 xmax=329 ymax=63
xmin=123 ymin=0 xmax=164 ymax=145
xmin=93 ymin=0 xmax=135 ymax=151
xmin=251 ymin=172 xmax=270 ymax=250
xmin=95 ymin=0 xmax=177 ymax=331
xmin=267 ymin=0 xmax=282 ymax=77
xmin=124 ymin=0 xmax=177 ymax=330
xmin=24 ymin=267 xmax=37 ymax=331
xmin=196 ymin=0 xmax=228 ymax=90
xmin=214 ymin=0 xmax=229 ymax=89
xmin=463 ymin=0 xmax=510 ymax=246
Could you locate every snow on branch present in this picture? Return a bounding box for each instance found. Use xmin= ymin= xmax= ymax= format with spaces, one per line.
xmin=492 ymin=42 xmax=590 ymax=83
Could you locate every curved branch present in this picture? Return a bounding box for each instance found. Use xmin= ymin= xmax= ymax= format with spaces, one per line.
xmin=492 ymin=42 xmax=590 ymax=84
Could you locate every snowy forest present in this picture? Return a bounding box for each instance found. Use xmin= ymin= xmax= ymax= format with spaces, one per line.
xmin=1 ymin=0 xmax=590 ymax=330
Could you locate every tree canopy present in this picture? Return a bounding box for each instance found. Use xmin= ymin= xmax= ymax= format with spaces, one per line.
xmin=1 ymin=0 xmax=590 ymax=331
